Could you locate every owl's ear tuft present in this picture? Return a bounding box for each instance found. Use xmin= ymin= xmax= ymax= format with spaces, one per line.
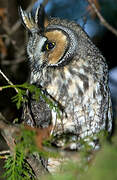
xmin=19 ymin=6 xmax=35 ymax=32
xmin=35 ymin=4 xmax=49 ymax=31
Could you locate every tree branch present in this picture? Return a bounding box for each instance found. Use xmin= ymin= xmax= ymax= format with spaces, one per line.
xmin=1 ymin=58 xmax=25 ymax=65
xmin=0 ymin=69 xmax=18 ymax=93
xmin=87 ymin=0 xmax=117 ymax=36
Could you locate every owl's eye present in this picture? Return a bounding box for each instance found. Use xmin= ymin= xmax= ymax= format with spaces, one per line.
xmin=42 ymin=41 xmax=55 ymax=51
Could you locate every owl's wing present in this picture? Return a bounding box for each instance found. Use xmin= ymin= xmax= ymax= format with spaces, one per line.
xmin=22 ymin=92 xmax=52 ymax=128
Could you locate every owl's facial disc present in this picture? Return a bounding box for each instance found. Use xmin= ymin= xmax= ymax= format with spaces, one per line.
xmin=28 ymin=30 xmax=68 ymax=72
xmin=20 ymin=5 xmax=77 ymax=69
xmin=43 ymin=30 xmax=68 ymax=66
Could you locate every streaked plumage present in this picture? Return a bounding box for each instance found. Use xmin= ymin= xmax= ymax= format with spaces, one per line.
xmin=19 ymin=4 xmax=112 ymax=173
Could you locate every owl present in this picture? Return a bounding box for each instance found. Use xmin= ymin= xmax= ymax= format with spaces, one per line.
xmin=19 ymin=4 xmax=112 ymax=173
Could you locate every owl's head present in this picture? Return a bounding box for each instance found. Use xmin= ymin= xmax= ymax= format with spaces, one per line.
xmin=19 ymin=5 xmax=80 ymax=64
xmin=19 ymin=4 xmax=94 ymax=84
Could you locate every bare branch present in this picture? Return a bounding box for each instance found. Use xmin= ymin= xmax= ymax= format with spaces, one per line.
xmin=0 ymin=113 xmax=20 ymax=153
xmin=87 ymin=0 xmax=117 ymax=36
xmin=42 ymin=0 xmax=49 ymax=6
xmin=1 ymin=58 xmax=25 ymax=65
xmin=8 ymin=0 xmax=50 ymax=36
xmin=0 ymin=150 xmax=10 ymax=155
xmin=8 ymin=1 xmax=37 ymax=36
xmin=0 ymin=69 xmax=18 ymax=93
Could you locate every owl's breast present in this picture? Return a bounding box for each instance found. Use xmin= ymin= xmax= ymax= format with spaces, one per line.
xmin=45 ymin=59 xmax=90 ymax=105
xmin=44 ymin=60 xmax=111 ymax=141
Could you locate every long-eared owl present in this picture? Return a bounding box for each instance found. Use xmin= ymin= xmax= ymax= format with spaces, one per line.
xmin=19 ymin=3 xmax=112 ymax=173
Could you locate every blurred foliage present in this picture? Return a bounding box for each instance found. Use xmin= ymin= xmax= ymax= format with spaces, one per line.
xmin=41 ymin=140 xmax=117 ymax=180
xmin=3 ymin=126 xmax=37 ymax=180
xmin=2 ymin=120 xmax=117 ymax=180
xmin=1 ymin=82 xmax=116 ymax=180
xmin=81 ymin=144 xmax=117 ymax=180
xmin=1 ymin=83 xmax=60 ymax=117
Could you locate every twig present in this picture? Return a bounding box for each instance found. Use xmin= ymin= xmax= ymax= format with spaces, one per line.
xmin=9 ymin=0 xmax=50 ymax=36
xmin=0 ymin=69 xmax=18 ymax=93
xmin=8 ymin=1 xmax=38 ymax=36
xmin=0 ymin=34 xmax=8 ymax=38
xmin=0 ymin=119 xmax=20 ymax=153
xmin=0 ymin=150 xmax=10 ymax=155
xmin=1 ymin=58 xmax=25 ymax=65
xmin=87 ymin=0 xmax=117 ymax=36
xmin=42 ymin=0 xmax=49 ymax=6
xmin=2 ymin=2 xmax=33 ymax=37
